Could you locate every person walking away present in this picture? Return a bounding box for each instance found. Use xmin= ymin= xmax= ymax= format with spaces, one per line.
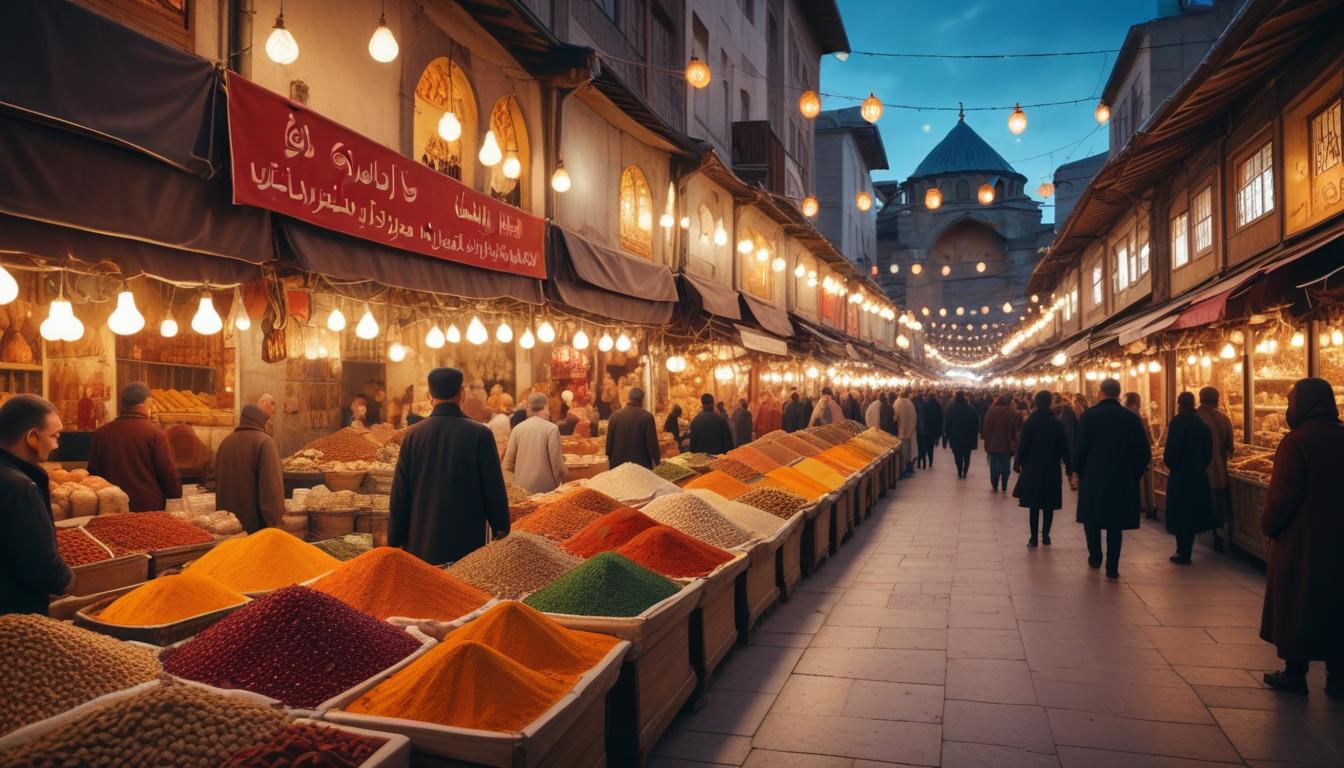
xmin=214 ymin=405 xmax=285 ymax=534
xmin=782 ymin=390 xmax=809 ymax=433
xmin=1162 ymin=392 xmax=1216 ymax=564
xmin=754 ymin=393 xmax=781 ymax=438
xmin=88 ymin=382 xmax=182 ymax=512
xmin=0 ymin=395 xmax=74 ymax=615
xmin=1196 ymin=387 xmax=1234 ymax=551
xmin=690 ymin=393 xmax=735 ymax=455
xmin=946 ymin=391 xmax=980 ymax=479
xmin=982 ymin=394 xmax=1019 ymax=492
xmin=879 ymin=393 xmax=897 ymax=438
xmin=1055 ymin=393 xmax=1078 ymax=459
xmin=606 ymin=388 xmax=660 ymax=470
xmin=1124 ymin=392 xmax=1158 ymax=520
xmin=1014 ymin=390 xmax=1071 ymax=547
xmin=730 ymin=399 xmax=753 ymax=448
xmin=809 ymin=388 xmax=846 ymax=427
xmin=390 ymin=368 xmax=510 ymax=564
xmin=894 ymin=390 xmax=919 ymax=477
xmin=503 ymin=393 xmax=567 ymax=494
xmin=842 ymin=390 xmax=863 ymax=422
xmin=1259 ymin=378 xmax=1344 ymax=697
xmin=923 ymin=394 xmax=944 ymax=468
xmin=941 ymin=392 xmax=955 ymax=448
xmin=912 ymin=393 xmax=927 ymax=468
xmin=1072 ymin=378 xmax=1151 ymax=578
xmin=864 ymin=394 xmax=883 ymax=429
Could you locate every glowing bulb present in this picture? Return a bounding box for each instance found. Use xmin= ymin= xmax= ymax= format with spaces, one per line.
xmin=536 ymin=320 xmax=556 ymax=344
xmin=980 ymin=306 xmax=989 ymax=314
xmin=715 ymin=365 xmax=734 ymax=382
xmin=356 ymin=307 xmax=380 ymax=339
xmin=794 ymin=264 xmax=806 ymax=279
xmin=466 ymin=316 xmax=488 ymax=345
xmin=519 ymin=328 xmax=536 ymax=350
xmin=265 ymin=15 xmax=299 ymax=65
xmin=234 ymin=307 xmax=251 ymax=331
xmin=0 ymin=266 xmax=17 ymax=305
xmin=685 ymin=56 xmax=711 ymax=89
xmin=1186 ymin=354 xmax=1197 ymax=365
xmin=1333 ymin=329 xmax=1343 ymax=346
xmin=679 ymin=216 xmax=690 ymax=229
xmin=1290 ymin=331 xmax=1304 ymax=348
xmin=806 ymin=366 xmax=819 ymax=379
xmin=801 ymin=195 xmax=819 ymax=217
xmin=478 ymin=130 xmax=502 ymax=167
xmin=1230 ymin=330 xmax=1245 ymax=345
xmin=1095 ymin=100 xmax=1111 ymax=124
xmin=956 ymin=306 xmax=965 ymax=316
xmin=388 ymin=341 xmax=407 ymax=362
xmin=1031 ymin=294 xmax=1040 ymax=303
xmin=598 ymin=332 xmax=614 ymax=352
xmin=910 ymin=263 xmax=923 ymax=275
xmin=160 ymin=317 xmax=179 ymax=338
xmin=368 ymin=16 xmax=399 ymax=62
xmin=495 ymin=321 xmax=513 ymax=344
xmin=42 ymin=299 xmax=83 ymax=342
xmin=107 ymin=291 xmax=145 ymax=335
xmin=615 ymin=333 xmax=632 ymax=352
xmin=191 ymin=295 xmax=224 ymax=335
xmin=941 ymin=265 xmax=952 ymax=277
xmin=756 ymin=247 xmax=770 ymax=263
xmin=896 ymin=334 xmax=910 ymax=349
xmin=1003 ymin=302 xmax=1013 ymax=313
xmin=572 ymin=329 xmax=589 ymax=350
xmin=551 ymin=163 xmax=571 ymax=192
xmin=1219 ymin=342 xmax=1236 ymax=359
xmin=798 ymin=90 xmax=821 ymax=119
xmin=638 ymin=210 xmax=652 ymax=231
xmin=1148 ymin=360 xmax=1162 ymax=373
xmin=438 ymin=111 xmax=462 ymax=142
xmin=1038 ymin=181 xmax=1055 ymax=198
xmin=425 ymin=324 xmax=445 ymax=349
xmin=660 ymin=213 xmax=675 ymax=229
xmin=772 ymin=256 xmax=786 ymax=273
xmin=939 ymin=308 xmax=947 ymax=317
xmin=1007 ymin=103 xmax=1027 ymax=135
xmin=976 ymin=262 xmax=986 ymax=273
xmin=327 ymin=308 xmax=346 ymax=332
xmin=738 ymin=239 xmax=753 ymax=255
xmin=978 ymin=183 xmax=995 ymax=205
xmin=924 ymin=187 xmax=942 ymax=210
xmin=860 ymin=92 xmax=883 ymax=123
xmin=855 ymin=191 xmax=873 ymax=211
xmin=502 ymin=154 xmax=522 ymax=180
xmin=713 ymin=222 xmax=728 ymax=246
xmin=446 ymin=324 xmax=462 ymax=344
xmin=1052 ymin=352 xmax=1067 ymax=367
xmin=1201 ymin=355 xmax=1212 ymax=368
xmin=889 ymin=263 xmax=899 ymax=274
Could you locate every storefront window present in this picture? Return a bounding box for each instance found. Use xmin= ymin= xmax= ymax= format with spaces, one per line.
xmin=1171 ymin=212 xmax=1189 ymax=268
xmin=1311 ymin=99 xmax=1342 ymax=176
xmin=1248 ymin=316 xmax=1305 ymax=448
xmin=1236 ymin=142 xmax=1274 ymax=227
xmin=1192 ymin=187 xmax=1213 ymax=253
xmin=1175 ymin=331 xmax=1245 ymax=443
xmin=737 ymin=226 xmax=773 ymax=300
xmin=1315 ymin=313 xmax=1344 ymax=394
xmin=619 ymin=165 xmax=654 ymax=259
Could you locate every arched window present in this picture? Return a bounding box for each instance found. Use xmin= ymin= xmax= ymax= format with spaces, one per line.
xmin=697 ymin=204 xmax=715 ymax=244
xmin=619 ymin=166 xmax=654 ymax=258
xmin=739 ymin=226 xmax=773 ymax=300
xmin=955 ymin=178 xmax=970 ymax=201
xmin=413 ymin=58 xmax=477 ymax=183
xmin=487 ymin=96 xmax=529 ymax=208
xmin=994 ymin=179 xmax=1005 ymax=202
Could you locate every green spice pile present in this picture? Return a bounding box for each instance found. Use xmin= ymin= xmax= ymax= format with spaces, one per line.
xmin=311 ymin=533 xmax=375 ymax=561
xmin=652 ymin=462 xmax=697 ymax=484
xmin=447 ymin=532 xmax=582 ymax=600
xmin=0 ymin=614 xmax=161 ymax=735
xmin=523 ymin=552 xmax=680 ymax=617
xmin=736 ymin=487 xmax=809 ymax=519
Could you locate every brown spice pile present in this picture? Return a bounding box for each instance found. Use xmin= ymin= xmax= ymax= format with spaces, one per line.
xmin=447 ymin=532 xmax=582 ymax=600
xmin=736 ymin=487 xmax=809 ymax=519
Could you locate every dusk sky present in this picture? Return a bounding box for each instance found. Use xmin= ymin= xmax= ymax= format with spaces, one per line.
xmin=821 ymin=1 xmax=1169 ymax=222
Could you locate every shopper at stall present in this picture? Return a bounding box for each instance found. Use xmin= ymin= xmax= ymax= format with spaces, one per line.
xmin=343 ymin=395 xmax=369 ymax=429
xmin=606 ymin=388 xmax=660 ymax=470
xmin=782 ymin=391 xmax=809 ymax=433
xmin=982 ymin=394 xmax=1019 ymax=493
xmin=390 ymin=367 xmax=510 ymax=565
xmin=809 ymin=388 xmax=845 ymax=427
xmin=503 ymin=393 xmax=566 ymax=493
xmin=1259 ymin=377 xmax=1344 ymax=697
xmin=663 ymin=404 xmax=687 ymax=451
xmin=864 ymin=394 xmax=883 ymax=429
xmin=0 ymin=395 xmax=73 ymax=615
xmin=214 ymin=404 xmax=285 ymax=534
xmin=754 ymin=393 xmax=782 ymax=438
xmin=690 ymin=393 xmax=735 ymax=455
xmin=922 ymin=393 xmax=943 ymax=468
xmin=257 ymin=393 xmax=276 ymax=435
xmin=1162 ymin=392 xmax=1217 ymax=564
xmin=879 ymin=392 xmax=897 ymax=439
xmin=1124 ymin=392 xmax=1157 ymax=520
xmin=88 ymin=382 xmax=182 ymax=513
xmin=842 ymin=390 xmax=863 ymax=422
xmin=1197 ymin=386 xmax=1235 ymax=551
xmin=731 ymin=399 xmax=753 ymax=447
xmin=1014 ymin=390 xmax=1071 ymax=547
xmin=1072 ymin=378 xmax=1151 ymax=579
xmin=895 ymin=390 xmax=919 ymax=477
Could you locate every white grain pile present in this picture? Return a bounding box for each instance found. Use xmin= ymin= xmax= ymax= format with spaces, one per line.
xmin=641 ymin=492 xmax=754 ymax=549
xmin=584 ymin=462 xmax=680 ymax=503
xmin=687 ymin=489 xmax=786 ymax=539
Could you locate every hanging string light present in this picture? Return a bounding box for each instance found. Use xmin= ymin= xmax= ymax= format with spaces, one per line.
xmin=1007 ymin=103 xmax=1027 ymax=135
xmin=855 ymin=191 xmax=873 ymax=212
xmin=940 ymin=265 xmax=951 ymax=277
xmin=536 ymin=319 xmax=556 ymax=344
xmin=438 ymin=110 xmax=462 ymax=142
xmin=737 ymin=238 xmax=753 ymax=255
xmin=478 ymin=131 xmax=503 ymax=167
xmin=265 ymin=0 xmax=299 ymax=65
xmin=977 ymin=183 xmax=995 ymax=205
xmin=446 ymin=323 xmax=462 ymax=344
xmin=1094 ymin=100 xmax=1111 ymax=124
xmin=519 ymin=327 xmax=536 ymax=349
xmin=327 ymin=307 xmax=346 ymax=332
xmin=889 ymin=263 xmax=899 ymax=274
xmin=801 ymin=195 xmax=819 ymax=217
xmin=232 ymin=288 xmax=251 ymax=331
xmin=495 ymin=320 xmax=513 ymax=344
xmin=1037 ymin=180 xmax=1055 ymax=198
xmin=615 ymin=332 xmax=632 ymax=352
xmin=108 ymin=289 xmax=145 ymax=336
xmin=388 ymin=340 xmax=408 ymax=362
xmin=191 ymin=293 xmax=224 ymax=335
xmin=355 ymin=305 xmax=380 ymax=340
xmin=466 ymin=316 xmax=488 ymax=345
xmin=794 ymin=264 xmax=806 ymax=279
xmin=773 ymin=256 xmax=787 ymax=273
xmin=572 ymin=328 xmax=590 ymax=350
xmin=425 ymin=323 xmax=446 ymax=349
xmin=502 ymin=152 xmax=522 ymax=180
xmin=598 ymin=332 xmax=614 ymax=352
xmin=910 ymin=263 xmax=923 ymax=275
xmin=685 ymin=57 xmax=711 ymax=89
xmin=160 ymin=314 xmax=179 ymax=338
xmin=798 ymin=90 xmax=821 ymax=119
xmin=713 ymin=221 xmax=728 ymax=246
xmin=41 ymin=278 xmax=83 ymax=343
xmin=860 ymin=93 xmax=883 ymax=123
xmin=550 ymin=161 xmax=571 ymax=192
xmin=924 ymin=188 xmax=942 ymax=210
xmin=367 ymin=1 xmax=399 ymax=63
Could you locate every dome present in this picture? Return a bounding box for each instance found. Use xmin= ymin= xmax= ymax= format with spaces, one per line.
xmin=910 ymin=117 xmax=1022 ymax=180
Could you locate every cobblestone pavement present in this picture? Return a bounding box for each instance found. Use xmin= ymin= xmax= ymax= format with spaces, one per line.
xmin=651 ymin=447 xmax=1344 ymax=767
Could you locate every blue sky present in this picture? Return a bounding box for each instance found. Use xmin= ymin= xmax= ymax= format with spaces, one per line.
xmin=822 ymin=1 xmax=1167 ymax=222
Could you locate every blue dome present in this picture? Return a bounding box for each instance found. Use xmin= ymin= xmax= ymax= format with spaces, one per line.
xmin=911 ymin=118 xmax=1021 ymax=180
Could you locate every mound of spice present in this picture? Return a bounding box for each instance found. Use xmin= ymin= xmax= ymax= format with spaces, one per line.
xmin=682 ymin=470 xmax=751 ymax=499
xmin=686 ymin=489 xmax=786 ymax=538
xmin=551 ymin=487 xmax=625 ymax=515
xmin=446 ymin=532 xmax=581 ymax=600
xmin=752 ymin=440 xmax=803 ymax=466
xmin=652 ymin=461 xmax=697 ymax=484
xmin=513 ymin=502 xmax=602 ymax=543
xmin=85 ymin=511 xmax=214 ymax=555
xmin=162 ymin=586 xmax=421 ymax=709
xmin=727 ymin=445 xmax=783 ymax=475
xmin=0 ymin=682 xmax=289 ymax=768
xmin=615 ymin=525 xmax=733 ymax=578
xmin=311 ymin=547 xmax=489 ymax=621
xmin=795 ymin=458 xmax=847 ymax=490
xmin=302 ymin=428 xmax=379 ymax=463
xmin=737 ymin=487 xmax=809 ymax=519
xmin=826 ymin=445 xmax=872 ymax=470
xmin=707 ymin=456 xmax=759 ymax=482
xmin=762 ymin=467 xmax=829 ymax=501
xmin=98 ymin=572 xmax=248 ymax=626
xmin=525 ymin=552 xmax=680 ymax=617
xmin=797 ymin=430 xmax=837 ymax=450
xmin=55 ymin=526 xmax=113 ymax=566
xmin=0 ymin=614 xmax=162 ymax=735
xmin=224 ymin=722 xmax=387 ymax=767
xmin=642 ymin=493 xmax=754 ymax=549
xmin=584 ymin=462 xmax=680 ymax=502
xmin=770 ymin=433 xmax=821 ymax=457
xmin=562 ymin=507 xmax=659 ymax=558
xmin=186 ymin=528 xmax=340 ymax=593
xmin=813 ymin=452 xmax=858 ymax=477
xmin=447 ymin=601 xmax=617 ymax=677
xmin=312 ymin=533 xmax=375 ymax=561
xmin=678 ymin=452 xmax=715 ymax=470
xmin=860 ymin=427 xmax=900 ymax=448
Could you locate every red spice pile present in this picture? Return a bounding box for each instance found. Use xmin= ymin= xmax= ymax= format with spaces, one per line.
xmin=162 ymin=586 xmax=421 ymax=709
xmin=223 ymin=722 xmax=387 ymax=767
xmin=86 ymin=512 xmax=213 ymax=555
xmin=615 ymin=525 xmax=732 ymax=578
xmin=562 ymin=507 xmax=659 ymax=558
xmin=55 ymin=528 xmax=111 ymax=566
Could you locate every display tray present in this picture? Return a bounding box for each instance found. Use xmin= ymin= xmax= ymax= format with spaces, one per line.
xmin=67 ymin=553 xmax=150 ymax=597
xmin=148 ymin=539 xmax=222 ymax=578
xmin=73 ymin=589 xmax=249 ymax=646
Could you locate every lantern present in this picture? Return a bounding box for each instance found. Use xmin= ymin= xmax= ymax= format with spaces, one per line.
xmin=977 ymin=183 xmax=995 ymax=205
xmin=924 ymin=187 xmax=942 ymax=210
xmin=855 ymin=191 xmax=873 ymax=211
xmin=1094 ymin=100 xmax=1111 ymax=124
xmin=1007 ymin=103 xmax=1027 ymax=135
xmin=685 ymin=57 xmax=711 ymax=89
xmin=860 ymin=93 xmax=883 ymax=124
xmin=798 ymin=90 xmax=821 ymax=119
xmin=1037 ymin=181 xmax=1055 ymax=199
xmin=801 ymin=195 xmax=819 ymax=217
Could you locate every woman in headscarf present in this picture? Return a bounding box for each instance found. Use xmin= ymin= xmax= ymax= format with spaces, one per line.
xmin=1013 ymin=390 xmax=1071 ymax=547
xmin=1260 ymin=378 xmax=1344 ymax=697
xmin=1161 ymin=391 xmax=1215 ymax=564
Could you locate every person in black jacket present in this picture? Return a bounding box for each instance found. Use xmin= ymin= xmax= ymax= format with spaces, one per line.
xmin=730 ymin=398 xmax=753 ymax=447
xmin=1163 ymin=391 xmax=1217 ymax=564
xmin=922 ymin=394 xmax=944 ymax=468
xmin=945 ymin=391 xmax=980 ymax=479
xmin=842 ymin=391 xmax=862 ymax=423
xmin=606 ymin=388 xmax=661 ymax=470
xmin=689 ymin=393 xmax=734 ymax=455
xmin=1072 ymin=378 xmax=1152 ymax=578
xmin=1014 ymin=390 xmax=1071 ymax=547
xmin=663 ymin=404 xmax=686 ymax=452
xmin=781 ymin=390 xmax=810 ymax=433
xmin=0 ymin=395 xmax=73 ymax=615
xmin=389 ymin=368 xmax=510 ymax=565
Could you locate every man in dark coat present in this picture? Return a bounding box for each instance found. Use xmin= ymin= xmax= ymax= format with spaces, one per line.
xmin=879 ymin=393 xmax=897 ymax=437
xmin=390 ymin=368 xmax=510 ymax=565
xmin=214 ymin=405 xmax=285 ymax=534
xmin=730 ymin=398 xmax=753 ymax=447
xmin=0 ymin=395 xmax=73 ymax=615
xmin=1072 ymin=378 xmax=1151 ymax=578
xmin=88 ymin=382 xmax=182 ymax=512
xmin=605 ymin=387 xmax=660 ymax=470
xmin=982 ymin=394 xmax=1020 ymax=492
xmin=842 ymin=391 xmax=862 ymax=422
xmin=782 ymin=390 xmax=810 ymax=433
xmin=1163 ymin=392 xmax=1216 ymax=564
xmin=1196 ymin=387 xmax=1235 ymax=551
xmin=689 ymin=393 xmax=734 ymax=455
xmin=1259 ymin=378 xmax=1344 ymax=697
xmin=922 ymin=394 xmax=944 ymax=468
xmin=945 ymin=391 xmax=980 ymax=479
xmin=1014 ymin=390 xmax=1071 ymax=547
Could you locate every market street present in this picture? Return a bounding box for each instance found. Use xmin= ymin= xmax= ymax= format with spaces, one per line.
xmin=653 ymin=447 xmax=1344 ymax=768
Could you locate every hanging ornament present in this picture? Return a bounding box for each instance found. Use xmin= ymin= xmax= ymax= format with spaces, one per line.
xmin=446 ymin=324 xmax=462 ymax=344
xmin=1007 ymin=103 xmax=1027 ymax=135
xmin=860 ymin=92 xmax=883 ymax=123
xmin=355 ymin=306 xmax=380 ymax=340
xmin=478 ymin=130 xmax=503 ymax=167
xmin=798 ymin=90 xmax=821 ymax=119
xmin=536 ymin=320 xmax=556 ymax=344
xmin=191 ymin=294 xmax=224 ymax=335
xmin=0 ymin=265 xmax=17 ymax=305
xmin=107 ymin=291 xmax=145 ymax=336
xmin=327 ymin=307 xmax=347 ymax=332
xmin=466 ymin=316 xmax=488 ymax=345
xmin=495 ymin=320 xmax=513 ymax=344
xmin=684 ymin=56 xmax=711 ymax=89
xmin=550 ymin=162 xmax=571 ymax=192
xmin=425 ymin=324 xmax=446 ymax=349
xmin=801 ymin=195 xmax=819 ymax=217
xmin=264 ymin=2 xmax=299 ymax=65
xmin=437 ymin=111 xmax=462 ymax=142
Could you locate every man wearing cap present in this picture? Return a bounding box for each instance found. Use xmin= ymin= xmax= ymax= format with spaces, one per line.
xmin=88 ymin=382 xmax=182 ymax=512
xmin=690 ymin=392 xmax=735 ymax=455
xmin=214 ymin=404 xmax=286 ymax=534
xmin=390 ymin=367 xmax=510 ymax=564
xmin=503 ymin=393 xmax=567 ymax=493
xmin=605 ymin=387 xmax=661 ymax=470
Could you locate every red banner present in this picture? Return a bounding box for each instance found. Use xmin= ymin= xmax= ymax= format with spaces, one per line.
xmin=226 ymin=73 xmax=545 ymax=279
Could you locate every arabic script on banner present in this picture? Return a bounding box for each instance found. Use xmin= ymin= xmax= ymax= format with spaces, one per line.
xmin=226 ymin=73 xmax=545 ymax=279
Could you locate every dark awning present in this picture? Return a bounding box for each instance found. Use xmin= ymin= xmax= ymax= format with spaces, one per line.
xmin=0 ymin=112 xmax=271 ymax=265
xmin=0 ymin=0 xmax=222 ymax=175
xmin=740 ymin=293 xmax=794 ymax=339
xmin=680 ymin=271 xmax=741 ymax=320
xmin=278 ymin=219 xmax=542 ymax=304
xmin=546 ymin=227 xmax=676 ymax=324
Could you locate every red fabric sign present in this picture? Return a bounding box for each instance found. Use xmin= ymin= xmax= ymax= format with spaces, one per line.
xmin=226 ymin=73 xmax=545 ymax=279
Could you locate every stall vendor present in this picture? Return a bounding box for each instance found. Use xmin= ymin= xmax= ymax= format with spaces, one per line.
xmin=0 ymin=395 xmax=74 ymax=615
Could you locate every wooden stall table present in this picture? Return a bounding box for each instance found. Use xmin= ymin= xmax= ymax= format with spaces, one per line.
xmin=689 ymin=552 xmax=750 ymax=699
xmin=802 ymin=494 xmax=835 ymax=576
xmin=1228 ymin=473 xmax=1269 ymax=562
xmin=736 ymin=513 xmax=802 ymax=643
xmin=777 ymin=509 xmax=806 ymax=602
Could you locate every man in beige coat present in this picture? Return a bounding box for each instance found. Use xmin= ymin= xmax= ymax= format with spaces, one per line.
xmin=214 ymin=404 xmax=285 ymax=534
xmin=504 ymin=393 xmax=567 ymax=493
xmin=1197 ymin=387 xmax=1235 ymax=551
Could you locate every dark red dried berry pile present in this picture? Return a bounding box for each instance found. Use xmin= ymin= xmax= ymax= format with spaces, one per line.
xmin=223 ymin=722 xmax=387 ymax=767
xmin=55 ymin=527 xmax=111 ymax=566
xmin=86 ymin=511 xmax=214 ymax=555
xmin=162 ymin=586 xmax=420 ymax=709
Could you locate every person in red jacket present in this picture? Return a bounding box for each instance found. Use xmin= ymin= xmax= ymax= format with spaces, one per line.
xmin=88 ymin=382 xmax=182 ymax=512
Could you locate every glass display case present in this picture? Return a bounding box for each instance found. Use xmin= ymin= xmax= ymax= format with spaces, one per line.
xmin=1314 ymin=312 xmax=1344 ymax=402
xmin=1174 ymin=329 xmax=1245 ymax=441
xmin=1248 ymin=315 xmax=1307 ymax=449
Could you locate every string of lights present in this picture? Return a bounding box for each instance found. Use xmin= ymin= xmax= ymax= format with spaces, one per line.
xmin=840 ymin=38 xmax=1217 ymax=61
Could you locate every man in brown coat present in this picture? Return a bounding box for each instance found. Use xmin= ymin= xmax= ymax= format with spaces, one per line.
xmin=1196 ymin=387 xmax=1234 ymax=551
xmin=214 ymin=404 xmax=285 ymax=534
xmin=982 ymin=394 xmax=1020 ymax=493
xmin=88 ymin=382 xmax=181 ymax=512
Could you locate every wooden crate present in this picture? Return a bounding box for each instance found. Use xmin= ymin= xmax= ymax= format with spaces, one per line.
xmin=149 ymin=539 xmax=221 ymax=578
xmin=74 ymin=589 xmax=247 ymax=646
xmin=735 ymin=524 xmax=790 ymax=644
xmin=67 ymin=553 xmax=149 ymax=596
xmin=802 ymin=497 xmax=833 ymax=576
xmin=690 ymin=553 xmax=750 ymax=697
xmin=776 ymin=513 xmax=804 ymax=602
xmin=1228 ymin=475 xmax=1269 ymax=563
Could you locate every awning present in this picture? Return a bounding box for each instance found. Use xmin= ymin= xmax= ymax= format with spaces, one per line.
xmin=1116 ymin=305 xmax=1182 ymax=346
xmin=278 ymin=219 xmax=542 ymax=304
xmin=1171 ymin=289 xmax=1237 ymax=330
xmin=740 ymin=293 xmax=795 ymax=339
xmin=737 ymin=326 xmax=788 ymax=356
xmin=1 ymin=0 xmax=222 ymax=175
xmin=546 ymin=227 xmax=676 ymax=324
xmin=680 ymin=271 xmax=741 ymax=320
xmin=1064 ymin=336 xmax=1091 ymax=359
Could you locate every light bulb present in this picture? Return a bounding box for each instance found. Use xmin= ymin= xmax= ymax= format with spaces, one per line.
xmin=615 ymin=333 xmax=632 ymax=352
xmin=1219 ymin=342 xmax=1236 ymax=359
xmin=387 ymin=342 xmax=408 ymax=362
xmin=1008 ymin=103 xmax=1027 ymax=135
xmin=679 ymin=216 xmax=690 ymax=229
xmin=772 ymin=256 xmax=786 ymax=273
xmin=659 ymin=213 xmax=675 ymax=229
xmin=160 ymin=317 xmax=179 ymax=338
xmin=191 ymin=295 xmax=224 ymax=335
xmin=425 ymin=324 xmax=445 ymax=349
xmin=108 ymin=291 xmax=145 ymax=335
xmin=598 ymin=332 xmax=614 ymax=352
xmin=572 ymin=329 xmax=589 ymax=350
xmin=41 ymin=300 xmax=79 ymax=342
xmin=714 ymin=223 xmax=728 ymax=246
xmin=738 ymin=239 xmax=753 ymax=254
xmin=446 ymin=324 xmax=462 ymax=344
xmin=1200 ymin=355 xmax=1212 ymax=368
xmin=1052 ymin=352 xmax=1068 ymax=367
xmin=806 ymin=366 xmax=819 ymax=379
xmin=502 ymin=154 xmax=522 ymax=180
xmin=801 ymin=195 xmax=819 ymax=217
xmin=896 ymin=335 xmax=910 ymax=349
xmin=466 ymin=316 xmax=488 ymax=345
xmin=1230 ymin=330 xmax=1245 ymax=344
xmin=536 ymin=320 xmax=556 ymax=343
xmin=911 ymin=263 xmax=923 ymax=275
xmin=855 ymin=191 xmax=873 ymax=211
xmin=1186 ymin=354 xmax=1197 ymax=365
xmin=1333 ymin=329 xmax=1343 ymax=346
xmin=495 ymin=320 xmax=513 ymax=344
xmin=756 ymin=247 xmax=770 ymax=263
xmin=685 ymin=56 xmax=711 ymax=89
xmin=327 ymin=307 xmax=346 ymax=332
xmin=519 ymin=328 xmax=536 ymax=349
xmin=0 ymin=265 xmax=17 ymax=305
xmin=234 ymin=304 xmax=251 ymax=331
xmin=976 ymin=262 xmax=986 ymax=273
xmin=1003 ymin=302 xmax=1013 ymax=313
xmin=356 ymin=307 xmax=379 ymax=339
xmin=794 ymin=264 xmax=806 ymax=278
xmin=265 ymin=16 xmax=299 ymax=65
xmin=978 ymin=183 xmax=995 ymax=205
xmin=798 ymin=90 xmax=821 ymax=119
xmin=860 ymin=92 xmax=883 ymax=123
xmin=1148 ymin=360 xmax=1162 ymax=373
xmin=551 ymin=163 xmax=571 ymax=192
xmin=318 ymin=345 xmax=329 ymax=358
xmin=478 ymin=130 xmax=502 ymax=167
xmin=941 ymin=265 xmax=952 ymax=277
xmin=1038 ymin=181 xmax=1055 ymax=198
xmin=924 ymin=188 xmax=942 ymax=210
xmin=437 ymin=111 xmax=462 ymax=142
xmin=889 ymin=263 xmax=899 ymax=274
xmin=1095 ymin=100 xmax=1111 ymax=124
xmin=368 ymin=16 xmax=399 ymax=62
xmin=1290 ymin=331 xmax=1304 ymax=348
xmin=638 ymin=210 xmax=652 ymax=231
